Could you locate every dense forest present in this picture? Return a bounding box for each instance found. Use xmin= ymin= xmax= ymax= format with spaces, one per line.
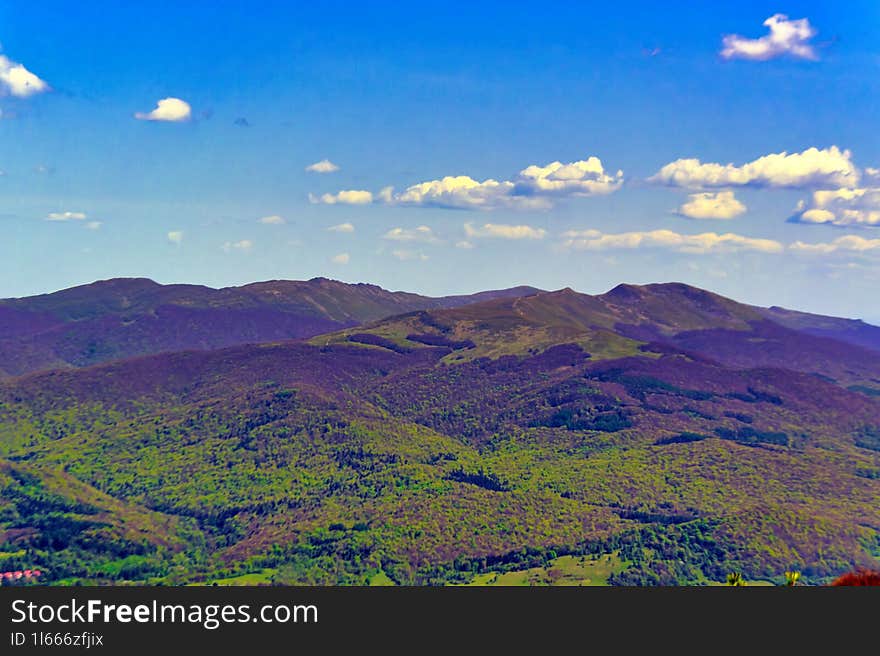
xmin=1 ymin=281 xmax=879 ymax=586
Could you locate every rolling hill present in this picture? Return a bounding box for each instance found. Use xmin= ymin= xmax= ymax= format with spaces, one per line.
xmin=1 ymin=281 xmax=878 ymax=586
xmin=0 ymin=278 xmax=540 ymax=377
xmin=320 ymin=283 xmax=880 ymax=391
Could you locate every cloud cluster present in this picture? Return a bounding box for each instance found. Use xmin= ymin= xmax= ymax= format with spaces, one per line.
xmin=135 ymin=97 xmax=192 ymax=122
xmin=721 ymin=14 xmax=818 ymax=61
xmin=390 ymin=175 xmax=530 ymax=210
xmin=464 ymin=223 xmax=546 ymax=240
xmin=0 ymin=54 xmax=49 ymax=97
xmin=790 ymin=235 xmax=880 ymax=254
xmin=561 ymin=228 xmax=783 ymax=254
xmin=328 ymin=222 xmax=355 ymax=233
xmin=382 ymin=226 xmax=439 ymax=242
xmin=311 ymin=190 xmax=373 ymax=205
xmin=46 ymin=211 xmax=87 ymax=222
xmin=651 ymin=147 xmax=858 ymax=190
xmin=559 ymin=228 xmax=880 ymax=258
xmin=677 ymin=191 xmax=746 ymax=220
xmin=791 ymin=187 xmax=880 ymax=228
xmin=312 ymin=157 xmax=622 ymax=210
xmin=306 ymin=159 xmax=340 ymax=173
xmin=514 ymin=157 xmax=623 ymax=198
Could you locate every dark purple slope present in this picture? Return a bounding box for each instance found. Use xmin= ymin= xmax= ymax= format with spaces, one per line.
xmin=758 ymin=305 xmax=880 ymax=353
xmin=0 ymin=278 xmax=541 ymax=376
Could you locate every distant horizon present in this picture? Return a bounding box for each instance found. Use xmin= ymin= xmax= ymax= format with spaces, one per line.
xmin=4 ymin=3 xmax=879 ymax=325
xmin=5 ymin=273 xmax=879 ymax=326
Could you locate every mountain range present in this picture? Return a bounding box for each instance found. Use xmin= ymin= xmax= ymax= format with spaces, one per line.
xmin=0 ymin=278 xmax=878 ymax=586
xmin=0 ymin=277 xmax=539 ymax=377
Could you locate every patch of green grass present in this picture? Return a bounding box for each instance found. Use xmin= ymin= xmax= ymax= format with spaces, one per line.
xmin=575 ymin=330 xmax=656 ymax=361
xmin=462 ymin=553 xmax=627 ymax=586
xmin=367 ymin=571 xmax=396 ymax=586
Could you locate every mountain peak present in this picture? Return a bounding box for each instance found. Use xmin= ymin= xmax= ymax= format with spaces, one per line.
xmin=1 ymin=277 xmax=163 ymax=304
xmin=643 ymin=281 xmax=717 ymax=295
xmin=604 ymin=283 xmax=644 ymax=302
xmin=73 ymin=277 xmax=161 ymax=292
xmin=603 ymin=282 xmax=734 ymax=307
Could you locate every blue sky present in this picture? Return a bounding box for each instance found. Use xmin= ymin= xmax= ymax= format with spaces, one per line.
xmin=2 ymin=2 xmax=880 ymax=321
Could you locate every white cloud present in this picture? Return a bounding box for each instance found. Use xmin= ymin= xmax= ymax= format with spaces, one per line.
xmin=677 ymin=191 xmax=746 ymax=220
xmin=46 ymin=211 xmax=86 ymax=222
xmin=85 ymin=221 xmax=102 ymax=230
xmin=0 ymin=54 xmax=49 ymax=97
xmin=798 ymin=208 xmax=837 ymax=224
xmin=561 ymin=228 xmax=783 ymax=254
xmin=392 ymin=249 xmax=429 ymax=261
xmin=328 ymin=222 xmax=355 ymax=233
xmin=455 ymin=240 xmax=475 ymax=249
xmin=134 ymin=97 xmax=192 ymax=122
xmin=258 ymin=214 xmax=285 ymax=225
xmin=865 ymin=168 xmax=880 ymax=183
xmin=514 ymin=157 xmax=623 ymax=197
xmin=390 ymin=175 xmax=528 ymax=210
xmin=382 ymin=225 xmax=439 ymax=242
xmin=464 ymin=222 xmax=546 ymax=240
xmin=790 ymin=235 xmax=880 ymax=254
xmin=310 ymin=190 xmax=373 ymax=205
xmin=167 ymin=231 xmax=184 ymax=245
xmin=222 ymin=239 xmax=253 ymax=252
xmin=305 ymin=159 xmax=340 ymax=173
xmin=721 ymin=14 xmax=818 ymax=61
xmin=331 ymin=252 xmax=350 ymax=264
xmin=650 ymin=147 xmax=858 ymax=190
xmin=791 ymin=187 xmax=880 ymax=227
xmin=312 ymin=156 xmax=622 ymax=210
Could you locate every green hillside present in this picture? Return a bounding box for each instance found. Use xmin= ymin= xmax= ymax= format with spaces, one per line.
xmin=1 ymin=283 xmax=879 ymax=586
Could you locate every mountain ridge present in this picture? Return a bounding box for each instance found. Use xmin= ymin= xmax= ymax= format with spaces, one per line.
xmin=318 ymin=282 xmax=880 ymax=392
xmin=3 ymin=277 xmax=880 ymax=397
xmin=0 ymin=278 xmax=543 ymax=377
